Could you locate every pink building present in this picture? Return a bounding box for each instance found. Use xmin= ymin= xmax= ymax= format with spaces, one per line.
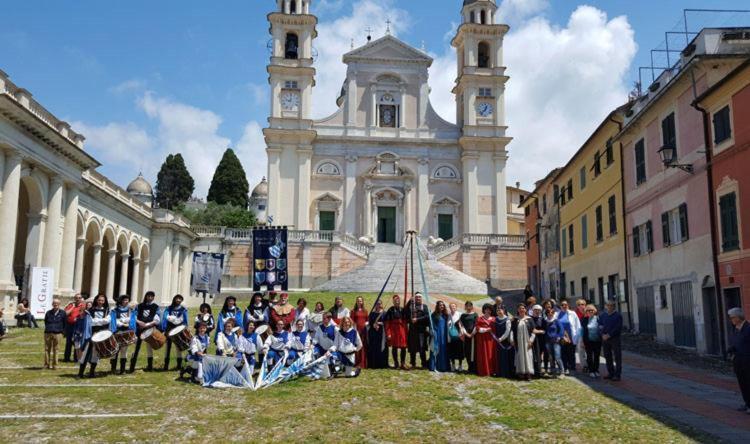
xmin=619 ymin=29 xmax=750 ymax=355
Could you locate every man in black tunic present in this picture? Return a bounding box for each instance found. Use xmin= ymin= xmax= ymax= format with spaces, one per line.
xmin=129 ymin=291 xmax=160 ymax=373
xmin=404 ymin=293 xmax=430 ymax=369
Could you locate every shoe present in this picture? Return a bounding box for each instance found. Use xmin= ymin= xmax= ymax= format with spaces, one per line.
xmin=589 ymin=372 xmax=596 ymax=379
xmin=564 ymin=370 xmax=570 ymax=375
xmin=611 ymin=376 xmax=621 ymax=382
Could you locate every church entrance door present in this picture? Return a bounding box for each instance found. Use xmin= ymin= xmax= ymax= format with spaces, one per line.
xmin=377 ymin=207 xmax=396 ymax=243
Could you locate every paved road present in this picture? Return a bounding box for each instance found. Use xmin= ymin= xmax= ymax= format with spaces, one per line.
xmin=574 ymin=351 xmax=750 ymax=443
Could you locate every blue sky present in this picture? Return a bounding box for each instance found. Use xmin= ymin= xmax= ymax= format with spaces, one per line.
xmin=1 ymin=0 xmax=748 ymax=195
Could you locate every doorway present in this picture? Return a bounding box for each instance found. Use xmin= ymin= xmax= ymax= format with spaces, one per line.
xmin=377 ymin=206 xmax=396 ymax=243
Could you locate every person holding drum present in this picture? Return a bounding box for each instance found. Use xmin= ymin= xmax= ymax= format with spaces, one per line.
xmin=161 ymin=294 xmax=189 ymax=371
xmin=263 ymin=319 xmax=292 ymax=368
xmin=216 ymin=296 xmax=243 ymax=343
xmin=77 ymin=294 xmax=111 ymax=378
xmin=194 ymin=303 xmax=215 ymax=336
xmin=185 ymin=322 xmax=209 ymax=384
xmin=245 ymin=292 xmax=269 ymax=330
xmin=130 ymin=291 xmax=162 ymax=373
xmin=109 ymin=295 xmax=137 ymax=374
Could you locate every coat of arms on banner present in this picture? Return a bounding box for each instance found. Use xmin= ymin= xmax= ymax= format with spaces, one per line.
xmin=255 ymin=272 xmax=266 ymax=284
xmin=278 ymin=271 xmax=287 ymax=283
xmin=266 ymin=259 xmax=276 ymax=271
xmin=266 ymin=272 xmax=277 ymax=285
xmin=276 ymin=259 xmax=287 ymax=271
xmin=255 ymin=259 xmax=265 ymax=271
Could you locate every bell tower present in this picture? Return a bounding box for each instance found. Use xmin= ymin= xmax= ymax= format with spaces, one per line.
xmin=451 ymin=0 xmax=512 ymax=234
xmin=264 ymin=0 xmax=318 ymax=229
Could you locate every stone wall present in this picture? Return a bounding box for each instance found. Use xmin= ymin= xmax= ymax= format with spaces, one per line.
xmin=436 ymin=245 xmax=526 ymax=290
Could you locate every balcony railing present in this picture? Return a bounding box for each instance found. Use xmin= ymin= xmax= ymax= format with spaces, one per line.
xmin=428 ymin=233 xmax=526 ymax=256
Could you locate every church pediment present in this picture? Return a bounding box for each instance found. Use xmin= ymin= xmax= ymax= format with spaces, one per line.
xmin=343 ymin=35 xmax=433 ymax=66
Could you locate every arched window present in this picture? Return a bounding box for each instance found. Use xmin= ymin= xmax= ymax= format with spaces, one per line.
xmin=480 ymin=10 xmax=487 ymax=24
xmin=478 ymin=41 xmax=490 ymax=68
xmin=285 ymin=33 xmax=299 ymax=59
xmin=290 ymin=0 xmax=297 ymax=14
xmin=469 ymin=11 xmax=475 ymax=24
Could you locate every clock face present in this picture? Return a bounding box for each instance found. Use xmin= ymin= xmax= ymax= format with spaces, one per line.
xmin=281 ymin=92 xmax=300 ymax=111
xmin=476 ymin=102 xmax=494 ymax=117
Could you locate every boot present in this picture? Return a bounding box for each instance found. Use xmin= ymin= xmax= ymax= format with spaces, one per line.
xmin=110 ymin=359 xmax=117 ymax=374
xmin=89 ymin=363 xmax=97 ymax=378
xmin=78 ymin=364 xmax=86 ymax=379
xmin=163 ymin=359 xmax=170 ymax=372
xmin=146 ymin=357 xmax=153 ymax=372
xmin=176 ymin=358 xmax=183 ymax=371
xmin=128 ymin=359 xmax=137 ymax=374
xmin=119 ymin=359 xmax=127 ymax=375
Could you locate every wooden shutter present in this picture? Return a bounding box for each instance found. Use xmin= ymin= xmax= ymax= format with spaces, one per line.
xmin=661 ymin=212 xmax=671 ymax=247
xmin=633 ymin=226 xmax=641 ymax=257
xmin=646 ymin=221 xmax=654 ymax=252
xmin=679 ymin=203 xmax=689 ymax=241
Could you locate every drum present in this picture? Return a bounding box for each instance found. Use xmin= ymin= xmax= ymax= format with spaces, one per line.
xmin=169 ymin=325 xmax=193 ymax=351
xmin=114 ymin=330 xmax=137 ymax=348
xmin=140 ymin=328 xmax=166 ymax=350
xmin=92 ymin=330 xmax=119 ymax=359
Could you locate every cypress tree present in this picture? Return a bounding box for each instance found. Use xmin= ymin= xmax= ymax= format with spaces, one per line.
xmin=154 ymin=153 xmax=195 ymax=209
xmin=207 ymin=148 xmax=250 ymax=208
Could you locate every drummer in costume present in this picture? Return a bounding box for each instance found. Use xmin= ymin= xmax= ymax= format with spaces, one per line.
xmin=313 ymin=312 xmax=338 ymax=358
xmin=329 ymin=316 xmax=363 ymax=378
xmin=161 ymin=294 xmax=189 ymax=371
xmin=77 ymin=294 xmax=111 ymax=378
xmin=270 ymin=292 xmax=295 ymax=331
xmin=185 ymin=322 xmax=209 ymax=384
xmin=215 ymin=296 xmax=243 ymax=342
xmin=404 ymin=293 xmax=431 ymax=370
xmin=245 ymin=292 xmax=269 ymax=330
xmin=130 ymin=291 xmax=161 ymax=373
xmin=239 ymin=320 xmax=264 ymax=368
xmin=385 ymin=295 xmax=408 ymax=369
xmin=289 ymin=319 xmax=311 ymax=362
xmin=194 ymin=303 xmax=215 ymax=336
xmin=110 ymin=295 xmax=137 ymax=374
xmin=263 ymin=320 xmax=292 ymax=367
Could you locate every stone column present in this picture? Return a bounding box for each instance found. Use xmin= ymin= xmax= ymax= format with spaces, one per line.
xmin=494 ymin=153 xmax=508 ymax=234
xmin=118 ymin=252 xmax=130 ymax=296
xmin=25 ymin=213 xmax=46 ymax=268
xmin=141 ymin=260 xmax=150 ymax=294
xmin=170 ymin=244 xmax=180 ymax=297
xmin=364 ymin=181 xmax=373 ymax=240
xmin=462 ymin=152 xmax=479 ymax=233
xmin=417 ymin=157 xmax=430 ymax=236
xmin=0 ymin=152 xmax=22 ymax=286
xmin=399 ymin=86 xmax=406 ymax=128
xmin=105 ymin=249 xmax=117 ymax=300
xmin=59 ymin=185 xmax=79 ymax=293
xmin=130 ymin=257 xmax=140 ymax=300
xmin=42 ymin=176 xmax=64 ymax=288
xmin=403 ymin=182 xmax=412 ymax=232
xmin=73 ymin=237 xmax=85 ymax=292
xmin=296 ymin=148 xmax=312 ymax=230
xmin=181 ymin=247 xmax=192 ymax=297
xmin=89 ymin=244 xmax=102 ymax=296
xmin=344 ymin=156 xmax=357 ymax=235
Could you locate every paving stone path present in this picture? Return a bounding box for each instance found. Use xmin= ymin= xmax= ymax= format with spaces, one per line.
xmin=574 ymin=351 xmax=749 ymax=443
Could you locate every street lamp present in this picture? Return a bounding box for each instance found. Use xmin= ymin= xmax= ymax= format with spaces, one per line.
xmin=657 ymin=144 xmax=693 ymax=174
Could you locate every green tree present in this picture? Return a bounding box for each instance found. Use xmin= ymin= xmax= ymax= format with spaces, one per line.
xmin=178 ymin=202 xmax=257 ymax=228
xmin=207 ymin=148 xmax=250 ymax=208
xmin=154 ymin=153 xmax=195 ymax=209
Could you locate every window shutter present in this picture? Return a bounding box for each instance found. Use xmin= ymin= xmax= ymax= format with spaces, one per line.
xmin=646 ymin=221 xmax=654 ymax=252
xmin=562 ymin=228 xmax=567 ymax=258
xmin=633 ymin=226 xmax=640 ymax=257
xmin=679 ymin=203 xmax=689 ymax=241
xmin=661 ymin=212 xmax=671 ymax=247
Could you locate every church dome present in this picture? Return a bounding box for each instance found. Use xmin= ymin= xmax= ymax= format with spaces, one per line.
xmin=126 ymin=173 xmax=153 ymax=196
xmin=251 ymin=177 xmax=268 ymax=198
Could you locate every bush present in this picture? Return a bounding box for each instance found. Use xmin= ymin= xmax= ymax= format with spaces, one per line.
xmin=178 ymin=202 xmax=257 ymax=228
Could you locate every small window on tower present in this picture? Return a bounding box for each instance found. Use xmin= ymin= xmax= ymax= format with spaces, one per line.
xmin=285 ymin=33 xmax=299 ymax=59
xmin=478 ymin=88 xmax=493 ymax=97
xmin=480 ymin=10 xmax=487 ymax=24
xmin=470 ymin=11 xmax=475 ymax=23
xmin=290 ymin=0 xmax=297 ymax=14
xmin=478 ymin=42 xmax=490 ymax=68
xmin=284 ymin=81 xmax=299 ymax=90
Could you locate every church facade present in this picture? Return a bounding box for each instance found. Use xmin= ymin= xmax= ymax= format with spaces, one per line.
xmin=264 ymin=0 xmax=512 ymax=244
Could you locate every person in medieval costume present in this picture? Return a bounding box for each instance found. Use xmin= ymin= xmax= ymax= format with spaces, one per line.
xmin=351 ymin=296 xmax=369 ymax=369
xmin=458 ymin=301 xmax=478 ymax=373
xmin=494 ymin=307 xmax=515 ymax=378
xmin=329 ymin=296 xmax=350 ymax=325
xmin=270 ymin=292 xmax=295 ymax=331
xmin=160 ymin=295 xmax=188 ymax=371
xmin=289 ymin=319 xmax=312 ymax=362
xmin=129 ymin=291 xmax=160 ymax=373
xmin=77 ymin=294 xmax=111 ymax=379
xmin=215 ymin=296 xmax=243 ymax=342
xmin=263 ymin=320 xmax=292 ymax=367
xmin=404 ymin=293 xmax=430 ymax=369
xmin=385 ymin=295 xmax=408 ymax=369
xmin=245 ymin=292 xmax=269 ymax=329
xmin=109 ymin=294 xmax=137 ymax=374
xmin=512 ymin=304 xmax=536 ymax=381
xmin=185 ymin=322 xmax=209 ymax=384
xmin=239 ymin=320 xmax=264 ymax=368
xmin=366 ymin=300 xmax=388 ymax=369
xmin=430 ymin=301 xmax=451 ymax=372
xmin=329 ymin=316 xmax=362 ymax=378
xmin=474 ymin=303 xmax=497 ymax=377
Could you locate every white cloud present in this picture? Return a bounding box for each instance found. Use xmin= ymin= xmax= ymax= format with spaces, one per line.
xmin=428 ymin=5 xmax=637 ymax=190
xmin=312 ymin=0 xmax=411 ymax=118
xmin=110 ymin=79 xmax=146 ymax=95
xmin=497 ymin=0 xmax=550 ymax=25
xmin=71 ymin=120 xmax=155 ymax=169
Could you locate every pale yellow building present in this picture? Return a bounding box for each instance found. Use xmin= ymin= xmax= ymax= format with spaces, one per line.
xmin=556 ymin=106 xmax=629 ymax=307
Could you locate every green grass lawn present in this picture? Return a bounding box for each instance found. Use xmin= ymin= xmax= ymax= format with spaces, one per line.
xmin=0 ymin=305 xmax=709 ymax=443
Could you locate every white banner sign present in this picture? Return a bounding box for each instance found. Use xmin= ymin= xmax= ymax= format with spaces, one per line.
xmin=29 ymin=267 xmax=54 ymax=320
xmin=191 ymin=252 xmax=224 ymax=294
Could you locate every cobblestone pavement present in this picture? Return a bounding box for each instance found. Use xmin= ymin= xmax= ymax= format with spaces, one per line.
xmin=574 ymin=351 xmax=749 ymax=443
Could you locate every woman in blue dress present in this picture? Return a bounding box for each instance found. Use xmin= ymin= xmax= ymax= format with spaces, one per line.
xmin=430 ymin=301 xmax=451 ymax=372
xmin=366 ymin=300 xmax=389 ymax=369
xmin=494 ymin=307 xmax=515 ymax=378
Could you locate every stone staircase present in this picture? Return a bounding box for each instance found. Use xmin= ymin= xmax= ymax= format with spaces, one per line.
xmin=313 ymin=242 xmax=488 ymax=296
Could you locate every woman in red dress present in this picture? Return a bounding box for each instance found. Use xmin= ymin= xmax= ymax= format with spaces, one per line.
xmin=474 ymin=303 xmax=497 ymax=377
xmin=350 ymin=296 xmax=369 ymax=369
xmin=385 ymin=295 xmax=408 ymax=369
